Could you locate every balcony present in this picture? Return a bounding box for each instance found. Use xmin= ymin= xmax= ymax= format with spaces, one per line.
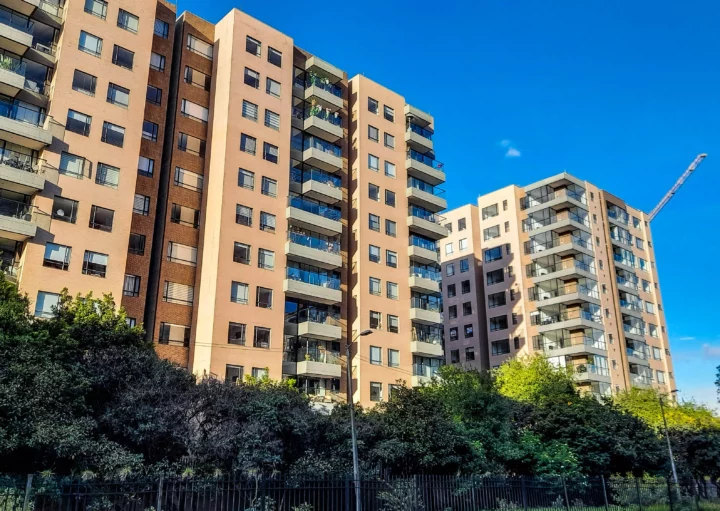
xmin=285 ymin=230 xmax=341 ymax=270
xmin=572 ymin=363 xmax=611 ymax=384
xmin=291 ymin=136 xmax=342 ymax=172
xmin=0 ymin=196 xmax=49 ymax=240
xmin=0 ymin=148 xmax=56 ymax=193
xmin=304 ymin=56 xmax=343 ymax=85
xmin=613 ymin=252 xmax=636 ymax=273
xmin=531 ymin=308 xmax=603 ymax=333
xmin=630 ymin=371 xmax=653 ymax=388
xmin=294 ymin=106 xmax=343 ymax=143
xmin=293 ymin=309 xmax=342 ymax=340
xmin=616 ymin=273 xmax=639 ymax=294
xmin=407 ymin=206 xmax=448 ymax=240
xmin=524 ymin=234 xmax=593 ymax=259
xmin=623 ymin=323 xmax=646 ymax=341
xmin=526 ymin=258 xmax=596 ymax=283
xmin=411 ymin=363 xmax=440 ymax=387
xmin=0 ymin=258 xmax=18 ymax=283
xmin=610 ymin=230 xmax=634 ymax=249
xmin=404 ymin=104 xmax=433 ymax=127
xmin=408 ymin=236 xmax=439 ymax=265
xmin=607 ymin=204 xmax=630 ymax=226
xmin=409 ymin=266 xmax=441 ymax=294
xmin=406 ymin=177 xmax=446 ymax=212
xmin=619 ymin=298 xmax=643 ymax=319
xmin=411 ymin=338 xmax=444 ymax=358
xmin=534 ymin=335 xmax=607 ymax=357
xmin=290 ymin=167 xmax=342 ymax=204
xmin=626 ymin=345 xmax=650 ymax=366
xmin=283 ymin=347 xmax=342 ymax=379
xmin=410 ymin=297 xmax=443 ymax=325
xmin=520 ymin=188 xmax=587 ymax=214
xmin=0 ymin=100 xmax=54 ymax=149
xmin=406 ymin=149 xmax=445 ymax=186
xmin=286 ymin=196 xmax=342 ymax=237
xmin=528 ymin=281 xmax=601 ymax=307
xmin=405 ymin=123 xmax=433 ymax=152
xmin=298 ymin=75 xmax=343 ymax=112
xmin=0 ymin=6 xmax=33 ymax=54
xmin=283 ymin=267 xmax=341 ymax=305
xmin=522 ymin=210 xmax=591 ymax=235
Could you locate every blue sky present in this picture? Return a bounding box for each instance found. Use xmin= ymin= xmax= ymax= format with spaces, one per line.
xmin=180 ymin=0 xmax=720 ymax=408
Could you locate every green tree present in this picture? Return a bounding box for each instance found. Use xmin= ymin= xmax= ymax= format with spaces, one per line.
xmin=494 ymin=355 xmax=577 ymax=404
xmin=614 ymin=387 xmax=720 ymax=431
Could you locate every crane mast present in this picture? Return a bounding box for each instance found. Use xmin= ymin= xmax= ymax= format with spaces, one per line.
xmin=648 ymin=154 xmax=707 ymax=222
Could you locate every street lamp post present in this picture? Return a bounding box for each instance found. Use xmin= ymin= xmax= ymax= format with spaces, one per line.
xmin=659 ymin=390 xmax=680 ymax=496
xmin=346 ymin=329 xmax=373 ymax=511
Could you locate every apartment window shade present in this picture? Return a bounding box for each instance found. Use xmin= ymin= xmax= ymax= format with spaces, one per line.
xmin=240 ymin=134 xmax=256 ymax=154
xmin=117 ymin=9 xmax=139 ymax=33
xmin=123 ymin=275 xmax=140 ymax=296
xmin=163 ymin=281 xmax=194 ymax=305
xmin=260 ymin=212 xmax=276 ymax=233
xmin=133 ymin=194 xmax=150 ymax=215
xmin=168 ymin=242 xmax=197 ymax=266
xmin=159 ymin=323 xmax=190 ymax=346
xmin=266 ymin=78 xmax=280 ymax=98
xmin=264 ymin=110 xmax=280 ymax=130
xmin=187 ymin=34 xmax=213 ymax=60
xmin=44 ymin=243 xmax=70 ymax=265
xmin=242 ymin=100 xmax=258 ymax=121
xmin=230 ymin=281 xmax=249 ymax=304
xmin=35 ymin=291 xmax=60 ymax=318
xmin=138 ymin=156 xmax=154 ymax=177
xmin=181 ymin=99 xmax=208 ymax=123
xmin=107 ymin=83 xmax=129 ymax=107
xmin=150 ymin=52 xmax=165 ymax=71
xmin=95 ymin=163 xmax=119 ymax=188
xmin=174 ymin=167 xmax=203 ymax=192
xmin=59 ymin=152 xmax=85 ymax=178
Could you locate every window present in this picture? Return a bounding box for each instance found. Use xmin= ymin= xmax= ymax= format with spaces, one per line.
xmin=184 ymin=67 xmax=211 ymax=90
xmin=484 ymin=246 xmax=502 ymax=263
xmin=78 ymin=31 xmax=103 ymax=56
xmin=233 ymin=242 xmax=251 ymax=264
xmin=72 ymin=70 xmax=96 ymax=95
xmin=268 ymin=47 xmax=282 ymax=67
xmin=230 ymin=281 xmax=249 ymax=305
xmin=246 ymin=36 xmax=261 ymax=56
xmin=388 ymin=349 xmax=400 ymax=367
xmin=387 ymin=315 xmax=399 ymax=333
xmin=142 ymin=120 xmax=159 ymax=142
xmin=174 ymin=167 xmax=203 ymax=192
xmin=265 ymin=109 xmax=280 ymax=130
xmin=59 ymin=152 xmax=86 ymax=178
xmin=642 ymin=280 xmax=651 ymax=293
xmin=385 ymin=220 xmax=396 ymax=237
xmin=369 ymin=214 xmax=380 ymax=231
xmin=653 ymin=347 xmax=662 ymax=360
xmin=446 ymin=264 xmax=455 ymax=277
xmin=154 ymin=19 xmax=169 ymax=38
xmin=370 ymin=382 xmax=383 ymax=402
xmin=146 ymin=85 xmax=162 ymax=105
xmin=645 ymin=301 xmax=655 ymax=314
xmin=187 ymin=34 xmax=213 ymax=60
xmin=492 ymin=339 xmax=510 ymax=356
xmin=463 ymin=302 xmax=472 ymax=316
xmin=89 ymin=205 xmax=114 ymax=231
xmin=483 ymin=225 xmax=500 ymax=240
xmin=238 ymin=169 xmax=255 ymax=190
xmin=445 ymin=223 xmax=453 ymax=233
xmin=459 ymin=238 xmax=468 ymax=251
xmin=95 ymin=163 xmax=119 ymax=189
xmin=384 ymin=132 xmax=395 ymax=148
xmin=244 ymin=68 xmax=260 ymax=88
xmin=159 ymin=322 xmax=191 ymax=346
xmin=490 ymin=315 xmax=508 ymax=332
xmin=461 ymin=280 xmax=471 ymax=294
xmin=368 ymin=98 xmax=379 ymax=114
xmin=385 ymin=161 xmax=396 ymax=178
xmin=504 ymin=221 xmax=510 ymax=233
xmin=369 ymin=245 xmax=380 ymax=263
xmin=117 ymin=9 xmax=139 ymax=33
xmin=657 ymin=371 xmax=666 ymax=384
xmin=226 ymin=365 xmax=243 ymax=383
xmin=263 ymin=143 xmax=279 ymax=163
xmin=450 ymin=350 xmax=460 ymax=363
xmin=126 ymin=318 xmax=136 ymax=328
xmin=112 ymin=45 xmax=134 ymax=70
xmin=387 ymin=282 xmax=399 ymax=300
xmin=457 ymin=218 xmax=467 ymax=231
xmin=266 ymin=78 xmax=281 ymax=98
xmin=82 ymin=251 xmax=108 ymax=278
xmin=368 ymin=125 xmax=379 ymax=142
xmin=636 ymin=238 xmax=644 ymax=250
xmin=171 ymin=204 xmax=200 ymax=228
xmin=43 ymin=243 xmax=71 ymax=270
xmin=128 ymin=233 xmax=145 ymax=255
xmin=370 ymin=311 xmax=382 ymax=329
xmin=102 ymin=122 xmax=125 ymax=147
xmin=368 ymin=183 xmax=380 ymax=201
xmin=465 ymin=346 xmax=475 ymax=359
xmin=447 ymin=284 xmax=457 ymax=298
xmin=240 ymin=134 xmax=257 ymax=155
xmin=256 ymin=287 xmax=273 ymax=308
xmin=460 ymin=259 xmax=469 ymax=273
xmin=236 ymin=204 xmax=253 ymax=227
xmin=368 ymin=154 xmax=379 ymax=171
xmin=633 ymin=216 xmax=641 ymax=229
xmin=445 ymin=243 xmax=454 ymax=256
xmin=384 ymin=105 xmax=394 ymax=122
xmin=133 ymin=195 xmax=150 ymax=216
xmin=253 ymin=326 xmax=271 ymax=348
xmin=66 ymin=110 xmax=91 ymax=136
xmin=449 ymin=327 xmax=458 ymax=341
xmin=181 ymin=99 xmax=208 ymax=123
xmin=503 ymin=200 xmax=508 ymax=211
xmin=488 ymin=291 xmax=506 ymax=308
xmin=649 ymin=324 xmax=658 ymax=338
xmin=487 ymin=269 xmax=504 ymax=285
xmin=370 ymin=346 xmax=382 ymax=365
xmin=260 ymin=212 xmax=276 ymax=233
xmin=512 ymin=313 xmax=518 ymax=325
xmin=228 ymin=322 xmax=246 ymax=345
xmin=84 ymin=0 xmax=107 ymax=19
xmin=448 ymin=305 xmax=457 ymax=319
xmin=52 ymin=196 xmax=78 ymax=223
xmin=510 ymin=289 xmax=516 ymax=300
xmin=167 ymin=242 xmax=197 ymax=266
xmin=482 ymin=204 xmax=498 ymax=219
xmin=123 ymin=275 xmax=140 ymax=297
xmin=386 ymin=250 xmax=397 ymax=268
xmin=35 ymin=291 xmax=60 ymax=318
xmin=385 ymin=190 xmax=396 ymax=207
xmin=369 ymin=277 xmax=381 ymax=296
xmin=241 ymin=100 xmax=259 ymax=121
xmin=258 ymin=248 xmax=274 ymax=270
xmin=252 ymin=368 xmax=268 ymax=379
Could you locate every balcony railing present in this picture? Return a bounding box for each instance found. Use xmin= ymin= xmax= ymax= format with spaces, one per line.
xmin=0 ymin=196 xmax=32 ymax=219
xmin=293 ymin=346 xmax=342 ymax=365
xmin=523 ymin=211 xmax=590 ymax=232
xmin=409 ymin=235 xmax=438 ymax=252
xmin=0 ymin=147 xmax=48 ymax=174
xmin=0 ymin=5 xmax=33 ymax=34
xmin=299 ymin=105 xmax=342 ymax=127
xmin=0 ymin=259 xmax=18 ymax=280
xmin=524 ymin=235 xmax=592 ymax=255
xmin=409 ymin=205 xmax=444 ymax=224
xmin=526 ymin=258 xmax=595 ymax=278
xmin=410 ymin=266 xmax=442 ymax=282
xmin=533 ymin=335 xmax=606 ymax=352
xmin=407 ymin=149 xmax=444 ymax=170
xmin=572 ymin=363 xmax=609 ymax=377
xmin=616 ymin=275 xmax=639 ymax=290
xmin=623 ymin=324 xmax=646 ymax=336
xmin=408 ymin=177 xmax=444 ymax=196
xmin=295 ymin=307 xmax=341 ymax=327
xmin=413 ymin=364 xmax=441 ymax=378
xmin=412 ymin=325 xmax=443 ymax=345
xmin=530 ymin=308 xmax=601 ymax=326
xmin=0 ymin=54 xmax=26 ymax=78
xmin=290 ymin=166 xmax=342 ymax=189
xmin=630 ymin=373 xmax=653 ymax=386
xmin=410 ymin=296 xmax=442 ymax=312
xmin=0 ymin=100 xmax=46 ymax=127
xmin=288 ymin=230 xmax=340 ymax=254
xmin=288 ymin=196 xmax=341 ymax=221
xmin=607 ymin=205 xmax=630 ymax=225
xmin=610 ymin=231 xmax=633 ymax=246
xmin=528 ymin=283 xmax=599 ymax=301
xmin=39 ymin=0 xmax=63 ymax=17
xmin=408 ymin=123 xmax=433 ymax=140
xmin=613 ymin=253 xmax=635 ymax=267
xmin=292 ymin=135 xmax=342 ymax=157
xmin=302 ymin=74 xmax=343 ymax=97
xmin=286 ymin=267 xmax=340 ymax=290
xmin=520 ymin=189 xmax=587 ymax=209
xmin=626 ymin=347 xmax=648 ymax=360
xmin=620 ymin=299 xmax=642 ymax=312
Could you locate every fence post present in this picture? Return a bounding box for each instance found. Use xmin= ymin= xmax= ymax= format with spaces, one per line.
xmin=521 ymin=476 xmax=528 ymax=511
xmin=344 ymin=474 xmax=351 ymax=511
xmin=561 ymin=477 xmax=570 ymax=511
xmin=600 ymin=475 xmax=609 ymax=511
xmin=22 ymin=474 xmax=33 ymax=511
xmin=260 ymin=477 xmax=266 ymax=511
xmin=156 ymin=476 xmax=163 ymax=511
xmin=667 ymin=479 xmax=674 ymax=511
xmin=635 ymin=478 xmax=643 ymax=511
xmin=413 ymin=475 xmax=419 ymax=511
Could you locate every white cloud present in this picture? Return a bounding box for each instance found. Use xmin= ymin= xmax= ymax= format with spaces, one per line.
xmin=678 ymin=336 xmax=696 ymax=341
xmin=702 ymin=344 xmax=720 ymax=359
xmin=498 ymin=139 xmax=521 ymax=158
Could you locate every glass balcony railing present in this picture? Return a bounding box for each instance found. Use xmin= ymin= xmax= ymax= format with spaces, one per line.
xmin=630 ymin=373 xmax=653 ymax=386
xmin=620 ymin=299 xmax=642 ymax=312
xmin=290 ymin=166 xmax=342 ymax=189
xmin=616 ymin=275 xmax=639 ymax=290
xmin=528 ymin=283 xmax=600 ymax=301
xmin=287 ymin=230 xmax=340 ymax=254
xmin=530 ymin=308 xmax=601 ymax=326
xmin=296 ymin=346 xmax=341 ymax=365
xmin=0 ymin=6 xmax=33 ymax=34
xmin=39 ymin=0 xmax=63 ymax=17
xmin=0 ymin=196 xmax=32 ymax=219
xmin=295 ymin=307 xmax=341 ymax=327
xmin=0 ymin=99 xmax=45 ymax=127
xmin=410 ymin=266 xmax=442 ymax=282
xmin=533 ymin=335 xmax=607 ymax=352
xmin=623 ymin=324 xmax=646 ymax=336
xmin=607 ymin=205 xmax=630 ymax=225
xmin=626 ymin=347 xmax=648 ymax=360
xmin=524 ymin=235 xmax=593 ymax=255
xmin=408 ymin=123 xmax=433 ymax=140
xmin=613 ymin=253 xmax=635 ymax=267
xmin=409 ymin=205 xmax=444 ymax=224
xmin=286 ymin=267 xmax=340 ymax=290
xmin=408 ymin=177 xmax=444 ymax=196
xmin=407 ymin=149 xmax=444 ymax=170
xmin=520 ymin=189 xmax=587 ymax=209
xmin=526 ymin=258 xmax=595 ymax=277
xmin=412 ymin=325 xmax=443 ymax=345
xmin=304 ymin=106 xmax=342 ymax=126
xmin=288 ymin=196 xmax=341 ymax=221
xmin=0 ymin=147 xmax=46 ymax=174
xmin=305 ymin=75 xmax=342 ymax=97
xmin=410 ymin=296 xmax=442 ymax=312
xmin=523 ymin=211 xmax=590 ymax=232
xmin=409 ymin=235 xmax=438 ymax=252
xmin=292 ymin=136 xmax=342 ymax=157
xmin=413 ymin=364 xmax=441 ymax=378
xmin=572 ymin=363 xmax=610 ymax=377
xmin=610 ymin=231 xmax=633 ymax=246
xmin=0 ymin=54 xmax=26 ymax=77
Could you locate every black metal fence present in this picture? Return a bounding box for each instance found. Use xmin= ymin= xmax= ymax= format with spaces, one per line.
xmin=0 ymin=474 xmax=718 ymax=511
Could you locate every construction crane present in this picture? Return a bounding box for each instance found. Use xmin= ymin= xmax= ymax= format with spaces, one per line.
xmin=648 ymin=153 xmax=707 ymax=221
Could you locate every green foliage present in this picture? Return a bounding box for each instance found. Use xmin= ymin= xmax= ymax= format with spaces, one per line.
xmin=494 ymin=355 xmax=577 ymax=404
xmin=615 ymin=387 xmax=720 ymax=431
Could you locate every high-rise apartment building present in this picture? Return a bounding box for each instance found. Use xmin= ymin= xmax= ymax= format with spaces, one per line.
xmin=1 ymin=3 xmax=445 ymax=408
xmin=441 ymin=173 xmax=676 ymax=398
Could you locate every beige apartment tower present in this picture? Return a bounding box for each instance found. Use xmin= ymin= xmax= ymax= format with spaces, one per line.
xmin=1 ymin=2 xmax=445 ymax=408
xmin=441 ymin=173 xmax=676 ymax=398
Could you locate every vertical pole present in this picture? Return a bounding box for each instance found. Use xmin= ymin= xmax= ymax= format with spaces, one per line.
xmin=260 ymin=478 xmax=266 ymax=511
xmin=521 ymin=477 xmax=528 ymax=511
xmin=413 ymin=475 xmax=419 ymax=511
xmin=636 ymin=478 xmax=643 ymax=511
xmin=561 ymin=477 xmax=570 ymax=511
xmin=659 ymin=396 xmax=681 ymax=501
xmin=600 ymin=476 xmax=609 ymax=511
xmin=667 ymin=478 xmax=674 ymax=511
xmin=156 ymin=476 xmax=164 ymax=511
xmin=344 ymin=475 xmax=350 ymax=511
xmin=346 ymin=343 xmax=362 ymax=511
xmin=22 ymin=474 xmax=33 ymax=511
